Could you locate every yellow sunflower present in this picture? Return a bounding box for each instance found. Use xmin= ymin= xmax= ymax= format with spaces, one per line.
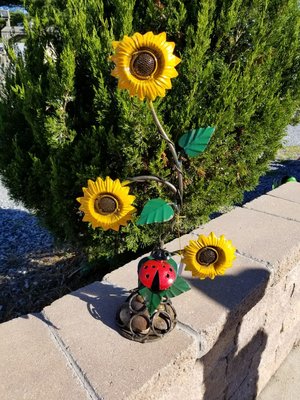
xmin=183 ymin=232 xmax=236 ymax=280
xmin=76 ymin=176 xmax=136 ymax=231
xmin=111 ymin=31 xmax=181 ymax=101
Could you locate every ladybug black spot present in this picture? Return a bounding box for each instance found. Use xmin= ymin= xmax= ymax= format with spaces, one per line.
xmin=145 ymin=274 xmax=150 ymax=279
xmin=144 ymin=265 xmax=148 ymax=269
xmin=166 ymin=274 xmax=170 ymax=278
xmin=152 ymin=265 xmax=156 ymax=268
xmin=169 ymin=268 xmax=173 ymax=271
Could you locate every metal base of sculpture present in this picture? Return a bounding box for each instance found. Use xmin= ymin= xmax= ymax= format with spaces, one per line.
xmin=116 ymin=289 xmax=177 ymax=343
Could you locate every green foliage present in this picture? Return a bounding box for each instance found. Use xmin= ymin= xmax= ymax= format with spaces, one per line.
xmin=0 ymin=0 xmax=300 ymax=266
xmin=10 ymin=11 xmax=25 ymax=26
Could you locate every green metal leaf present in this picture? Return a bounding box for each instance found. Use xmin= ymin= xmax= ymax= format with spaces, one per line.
xmin=136 ymin=198 xmax=174 ymax=225
xmin=168 ymin=257 xmax=179 ymax=274
xmin=164 ymin=276 xmax=191 ymax=298
xmin=139 ymin=286 xmax=163 ymax=316
xmin=138 ymin=276 xmax=190 ymax=315
xmin=178 ymin=127 xmax=215 ymax=157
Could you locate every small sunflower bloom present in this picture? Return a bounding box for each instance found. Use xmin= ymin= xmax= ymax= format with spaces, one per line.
xmin=77 ymin=177 xmax=136 ymax=231
xmin=183 ymin=232 xmax=236 ymax=280
xmin=111 ymin=31 xmax=181 ymax=101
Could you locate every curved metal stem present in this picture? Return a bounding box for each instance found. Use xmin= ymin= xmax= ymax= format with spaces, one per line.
xmin=127 ymin=175 xmax=177 ymax=195
xmin=148 ymin=100 xmax=183 ymax=205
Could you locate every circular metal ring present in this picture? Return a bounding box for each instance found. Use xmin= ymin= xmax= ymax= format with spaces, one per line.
xmin=129 ymin=313 xmax=151 ymax=338
xmin=151 ymin=310 xmax=174 ymax=336
xmin=128 ymin=292 xmax=147 ymax=313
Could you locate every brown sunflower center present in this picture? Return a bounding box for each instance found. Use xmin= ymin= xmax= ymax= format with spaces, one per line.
xmin=196 ymin=247 xmax=219 ymax=266
xmin=94 ymin=195 xmax=118 ymax=215
xmin=131 ymin=50 xmax=157 ymax=79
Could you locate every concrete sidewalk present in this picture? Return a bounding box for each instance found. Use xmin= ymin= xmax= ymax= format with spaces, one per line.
xmin=258 ymin=344 xmax=300 ymax=400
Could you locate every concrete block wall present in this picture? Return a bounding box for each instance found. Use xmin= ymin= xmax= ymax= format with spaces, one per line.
xmin=1 ymin=183 xmax=300 ymax=400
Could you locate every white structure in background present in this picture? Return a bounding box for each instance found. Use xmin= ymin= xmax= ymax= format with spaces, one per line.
xmin=0 ymin=9 xmax=25 ymax=41
xmin=0 ymin=10 xmax=26 ymax=74
xmin=0 ymin=43 xmax=8 ymax=70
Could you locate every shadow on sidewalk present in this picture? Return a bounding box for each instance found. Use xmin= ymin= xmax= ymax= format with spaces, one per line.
xmin=70 ymin=281 xmax=129 ymax=332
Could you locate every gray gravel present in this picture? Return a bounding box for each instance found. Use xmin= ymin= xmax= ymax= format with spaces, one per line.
xmin=0 ymin=179 xmax=73 ymax=323
xmin=0 ymin=180 xmax=54 ymax=270
xmin=284 ymin=125 xmax=300 ymax=146
xmin=0 ymin=181 xmax=27 ymax=210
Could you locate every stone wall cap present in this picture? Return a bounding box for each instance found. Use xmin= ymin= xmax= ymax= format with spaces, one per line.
xmin=266 ymin=181 xmax=300 ymax=204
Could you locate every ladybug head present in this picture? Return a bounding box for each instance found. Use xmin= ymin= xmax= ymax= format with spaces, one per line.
xmin=150 ymin=248 xmax=171 ymax=260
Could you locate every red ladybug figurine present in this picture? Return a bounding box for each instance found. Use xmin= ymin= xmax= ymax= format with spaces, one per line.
xmin=138 ymin=254 xmax=177 ymax=291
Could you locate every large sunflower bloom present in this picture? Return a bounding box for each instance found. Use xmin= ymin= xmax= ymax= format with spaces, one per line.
xmin=183 ymin=232 xmax=236 ymax=280
xmin=111 ymin=31 xmax=181 ymax=101
xmin=77 ymin=177 xmax=136 ymax=231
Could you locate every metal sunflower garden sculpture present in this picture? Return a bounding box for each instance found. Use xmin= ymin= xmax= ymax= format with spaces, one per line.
xmin=77 ymin=31 xmax=236 ymax=342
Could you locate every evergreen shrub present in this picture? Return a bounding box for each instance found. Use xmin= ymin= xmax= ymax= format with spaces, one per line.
xmin=0 ymin=0 xmax=300 ymax=266
xmin=10 ymin=11 xmax=25 ymax=27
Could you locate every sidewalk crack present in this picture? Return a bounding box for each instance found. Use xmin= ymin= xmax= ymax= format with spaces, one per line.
xmin=243 ymin=204 xmax=300 ymax=223
xmin=267 ymin=193 xmax=300 ymax=205
xmin=235 ymin=250 xmax=272 ymax=270
xmin=41 ymin=310 xmax=103 ymax=400
xmin=176 ymin=321 xmax=203 ymax=358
